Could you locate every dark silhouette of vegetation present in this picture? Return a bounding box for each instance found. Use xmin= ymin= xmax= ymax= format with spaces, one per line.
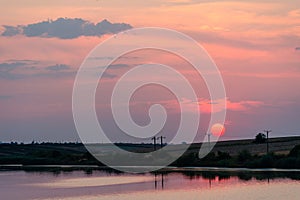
xmin=217 ymin=151 xmax=231 ymax=160
xmin=0 ymin=142 xmax=102 ymax=165
xmin=289 ymin=144 xmax=300 ymax=157
xmin=0 ymin=139 xmax=300 ymax=169
xmin=254 ymin=133 xmax=266 ymax=143
xmin=238 ymin=149 xmax=252 ymax=162
xmin=171 ymin=144 xmax=300 ymax=169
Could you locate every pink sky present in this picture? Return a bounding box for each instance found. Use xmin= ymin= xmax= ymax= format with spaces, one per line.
xmin=0 ymin=0 xmax=299 ymax=142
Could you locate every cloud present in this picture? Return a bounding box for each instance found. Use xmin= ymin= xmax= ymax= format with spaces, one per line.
xmin=0 ymin=62 xmax=25 ymax=72
xmin=198 ymin=98 xmax=264 ymax=113
xmin=1 ymin=18 xmax=133 ymax=39
xmin=0 ymin=61 xmax=119 ymax=80
xmin=89 ymin=56 xmax=115 ymax=61
xmin=98 ymin=63 xmax=130 ymax=69
xmin=226 ymin=100 xmax=264 ymax=112
xmin=0 ymin=61 xmax=75 ymax=80
xmin=128 ymin=97 xmax=264 ymax=115
xmin=296 ymin=47 xmax=300 ymax=51
xmin=46 ymin=64 xmax=70 ymax=71
xmin=0 ymin=61 xmax=31 ymax=79
xmin=102 ymin=71 xmax=117 ymax=79
xmin=1 ymin=25 xmax=22 ymax=36
xmin=0 ymin=95 xmax=12 ymax=100
xmin=205 ymin=98 xmax=262 ymax=113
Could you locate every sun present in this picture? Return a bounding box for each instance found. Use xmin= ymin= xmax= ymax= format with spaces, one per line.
xmin=211 ymin=123 xmax=225 ymax=137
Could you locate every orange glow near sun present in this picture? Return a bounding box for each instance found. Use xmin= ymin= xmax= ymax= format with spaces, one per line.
xmin=211 ymin=123 xmax=225 ymax=137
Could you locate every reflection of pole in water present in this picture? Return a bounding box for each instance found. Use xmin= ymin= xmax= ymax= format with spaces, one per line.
xmin=162 ymin=174 xmax=164 ymax=189
xmin=154 ymin=173 xmax=165 ymax=190
xmin=154 ymin=173 xmax=157 ymax=189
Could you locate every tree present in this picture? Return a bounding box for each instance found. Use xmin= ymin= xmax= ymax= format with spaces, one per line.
xmin=217 ymin=151 xmax=231 ymax=160
xmin=238 ymin=149 xmax=252 ymax=162
xmin=254 ymin=133 xmax=266 ymax=143
xmin=289 ymin=145 xmax=300 ymax=157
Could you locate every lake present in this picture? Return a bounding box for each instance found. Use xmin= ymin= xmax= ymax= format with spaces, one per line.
xmin=1 ymin=168 xmax=299 ymax=200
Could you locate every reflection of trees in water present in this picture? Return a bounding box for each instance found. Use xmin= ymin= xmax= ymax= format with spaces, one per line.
xmin=21 ymin=167 xmax=300 ymax=184
xmin=151 ymin=171 xmax=300 ymax=189
xmin=178 ymin=171 xmax=300 ymax=181
xmin=237 ymin=172 xmax=252 ymax=181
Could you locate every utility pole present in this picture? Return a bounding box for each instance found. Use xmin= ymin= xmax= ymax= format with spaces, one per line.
xmin=264 ymin=130 xmax=272 ymax=154
xmin=207 ymin=133 xmax=211 ymax=149
xmin=157 ymin=136 xmax=166 ymax=148
xmin=152 ymin=136 xmax=157 ymax=150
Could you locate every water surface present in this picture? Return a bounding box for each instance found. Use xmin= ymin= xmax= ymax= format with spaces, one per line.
xmin=0 ymin=169 xmax=299 ymax=200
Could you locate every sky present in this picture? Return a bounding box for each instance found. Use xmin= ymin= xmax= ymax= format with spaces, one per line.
xmin=0 ymin=0 xmax=300 ymax=143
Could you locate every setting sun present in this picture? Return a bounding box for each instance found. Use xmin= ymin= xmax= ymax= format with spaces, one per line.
xmin=211 ymin=123 xmax=226 ymax=137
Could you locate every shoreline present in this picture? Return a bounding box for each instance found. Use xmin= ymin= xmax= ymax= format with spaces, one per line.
xmin=1 ymin=164 xmax=300 ymax=172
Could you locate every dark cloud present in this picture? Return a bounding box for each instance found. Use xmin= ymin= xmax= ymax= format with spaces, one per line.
xmin=0 ymin=62 xmax=31 ymax=79
xmin=1 ymin=25 xmax=22 ymax=36
xmin=296 ymin=47 xmax=300 ymax=51
xmin=46 ymin=64 xmax=70 ymax=71
xmin=0 ymin=60 xmax=122 ymax=80
xmin=0 ymin=62 xmax=25 ymax=72
xmin=2 ymin=18 xmax=132 ymax=39
xmin=0 ymin=61 xmax=75 ymax=80
xmin=0 ymin=95 xmax=12 ymax=100
xmin=99 ymin=64 xmax=130 ymax=69
xmin=102 ymin=71 xmax=117 ymax=79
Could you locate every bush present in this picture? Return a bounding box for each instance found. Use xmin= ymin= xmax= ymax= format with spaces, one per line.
xmin=51 ymin=150 xmax=62 ymax=158
xmin=238 ymin=150 xmax=252 ymax=162
xmin=203 ymin=152 xmax=216 ymax=161
xmin=260 ymin=154 xmax=274 ymax=168
xmin=217 ymin=151 xmax=231 ymax=160
xmin=276 ymin=157 xmax=297 ymax=169
xmin=174 ymin=153 xmax=198 ymax=167
xmin=289 ymin=145 xmax=300 ymax=157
